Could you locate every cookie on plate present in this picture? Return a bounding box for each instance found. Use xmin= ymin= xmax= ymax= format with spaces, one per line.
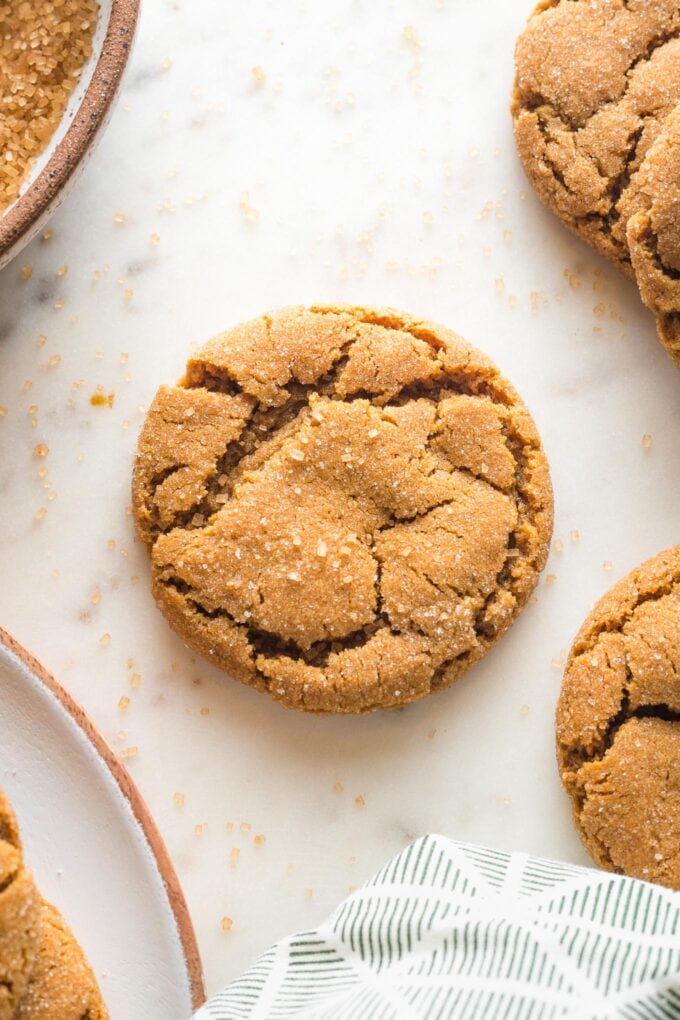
xmin=556 ymin=547 xmax=680 ymax=889
xmin=15 ymin=901 xmax=107 ymax=1019
xmin=133 ymin=304 xmax=553 ymax=713
xmin=627 ymin=104 xmax=680 ymax=366
xmin=0 ymin=790 xmax=42 ymax=1020
xmin=512 ymin=0 xmax=680 ymax=277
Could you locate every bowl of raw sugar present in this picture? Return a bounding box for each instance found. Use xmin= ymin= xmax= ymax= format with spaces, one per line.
xmin=0 ymin=0 xmax=140 ymax=270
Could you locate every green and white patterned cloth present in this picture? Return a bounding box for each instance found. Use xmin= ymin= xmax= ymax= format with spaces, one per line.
xmin=196 ymin=835 xmax=680 ymax=1020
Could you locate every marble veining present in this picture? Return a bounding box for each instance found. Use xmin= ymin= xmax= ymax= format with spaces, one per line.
xmin=1 ymin=0 xmax=680 ymax=997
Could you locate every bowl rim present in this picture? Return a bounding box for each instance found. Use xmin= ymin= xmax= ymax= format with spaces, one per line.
xmin=0 ymin=0 xmax=141 ymax=262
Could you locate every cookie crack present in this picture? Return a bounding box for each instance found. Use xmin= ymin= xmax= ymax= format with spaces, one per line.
xmin=159 ymin=574 xmax=391 ymax=668
xmin=532 ymin=107 xmax=582 ymax=198
xmin=631 ymin=627 xmax=680 ymax=687
xmin=624 ymin=24 xmax=680 ymax=86
xmin=514 ymin=20 xmax=680 ymax=272
xmin=251 ymin=619 xmax=392 ymax=670
xmin=604 ymin=123 xmax=644 ymax=230
xmin=517 ymin=24 xmax=680 ymax=134
xmin=373 ymin=489 xmax=506 ymax=539
xmin=167 ymin=394 xmax=313 ymax=535
xmin=0 ymin=867 xmax=17 ymax=895
xmin=430 ymin=649 xmax=474 ymax=690
xmin=569 ymin=678 xmax=680 ymax=874
xmin=579 ymin=669 xmax=631 ymax=775
xmin=149 ymin=385 xmax=521 ymax=539
xmin=564 ymin=654 xmax=680 ymax=781
xmin=561 ymin=579 xmax=680 ymax=776
xmin=572 ymin=574 xmax=680 ymax=660
xmin=186 ymin=314 xmax=359 ymax=402
xmin=148 ymin=465 xmax=190 ymax=533
xmin=309 ymin=305 xmax=448 ymax=354
xmin=484 ymin=416 xmax=543 ymax=629
xmin=629 ymin=704 xmax=680 ymax=723
xmin=634 ymin=219 xmax=680 ymax=283
xmin=528 ymin=103 xmax=644 ymax=261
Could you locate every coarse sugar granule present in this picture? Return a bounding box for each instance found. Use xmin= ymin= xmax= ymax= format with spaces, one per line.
xmin=0 ymin=0 xmax=98 ymax=213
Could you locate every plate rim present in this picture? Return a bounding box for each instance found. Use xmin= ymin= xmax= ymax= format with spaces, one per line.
xmin=0 ymin=625 xmax=206 ymax=1012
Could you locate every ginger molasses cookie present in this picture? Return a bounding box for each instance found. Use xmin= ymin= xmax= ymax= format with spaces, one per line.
xmin=627 ymin=105 xmax=680 ymax=366
xmin=133 ymin=305 xmax=553 ymax=713
xmin=557 ymin=547 xmax=680 ymax=889
xmin=15 ymin=901 xmax=108 ymax=1019
xmin=513 ymin=0 xmax=680 ymax=277
xmin=0 ymin=791 xmax=42 ymax=1020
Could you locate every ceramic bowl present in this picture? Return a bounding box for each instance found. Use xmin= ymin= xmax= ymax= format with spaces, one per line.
xmin=0 ymin=0 xmax=140 ymax=271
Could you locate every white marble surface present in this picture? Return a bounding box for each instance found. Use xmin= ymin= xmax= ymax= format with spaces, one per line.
xmin=1 ymin=0 xmax=680 ymax=1003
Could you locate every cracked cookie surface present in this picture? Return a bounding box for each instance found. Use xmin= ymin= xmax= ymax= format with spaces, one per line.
xmin=133 ymin=305 xmax=553 ymax=714
xmin=0 ymin=790 xmax=42 ymax=1020
xmin=512 ymin=0 xmax=680 ymax=279
xmin=627 ymin=105 xmax=680 ymax=366
xmin=15 ymin=901 xmax=107 ymax=1019
xmin=557 ymin=546 xmax=680 ymax=889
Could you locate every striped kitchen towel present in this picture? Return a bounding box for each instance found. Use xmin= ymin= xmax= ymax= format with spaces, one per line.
xmin=196 ymin=835 xmax=680 ymax=1020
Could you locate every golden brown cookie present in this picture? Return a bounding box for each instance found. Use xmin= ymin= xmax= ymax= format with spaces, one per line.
xmin=512 ymin=0 xmax=680 ymax=277
xmin=0 ymin=790 xmax=42 ymax=1020
xmin=15 ymin=901 xmax=108 ymax=1019
xmin=556 ymin=546 xmax=680 ymax=889
xmin=133 ymin=304 xmax=553 ymax=713
xmin=627 ymin=104 xmax=680 ymax=366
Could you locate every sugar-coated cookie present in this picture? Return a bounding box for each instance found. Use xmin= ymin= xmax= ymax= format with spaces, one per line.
xmin=627 ymin=105 xmax=680 ymax=366
xmin=0 ymin=791 xmax=42 ymax=1020
xmin=133 ymin=305 xmax=553 ymax=713
xmin=513 ymin=0 xmax=680 ymax=277
xmin=15 ymin=901 xmax=107 ymax=1019
xmin=557 ymin=547 xmax=680 ymax=889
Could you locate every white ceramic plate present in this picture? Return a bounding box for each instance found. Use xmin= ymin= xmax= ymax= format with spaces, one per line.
xmin=0 ymin=629 xmax=204 ymax=1019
